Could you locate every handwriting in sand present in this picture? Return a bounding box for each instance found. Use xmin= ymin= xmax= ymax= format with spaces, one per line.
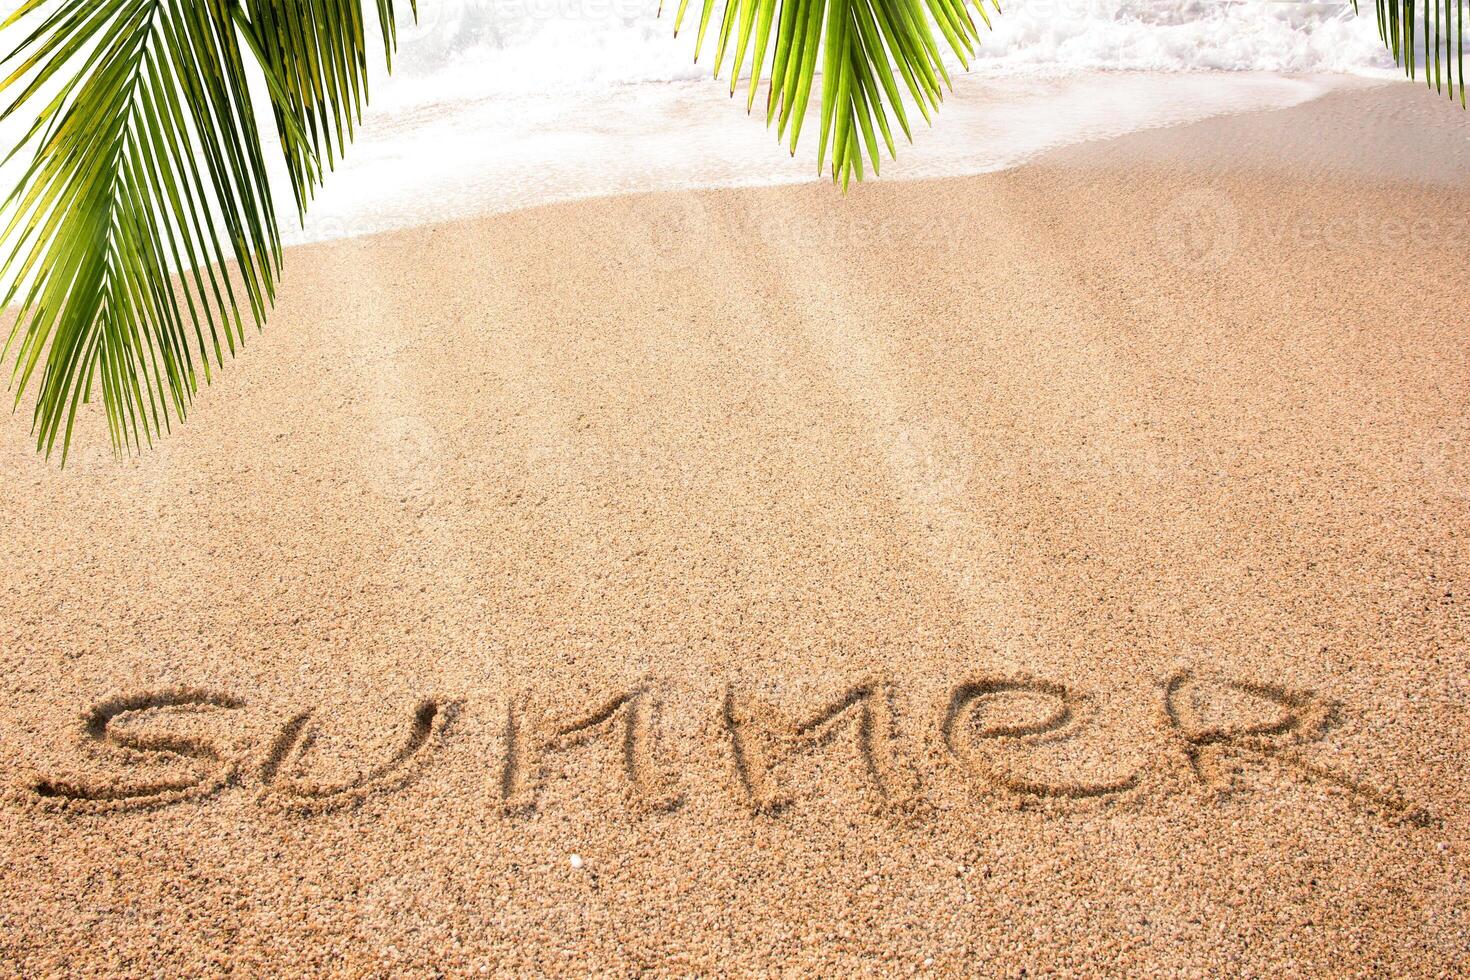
xmin=16 ymin=669 xmax=1430 ymax=826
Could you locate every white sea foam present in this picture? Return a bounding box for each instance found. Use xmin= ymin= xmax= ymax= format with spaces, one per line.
xmin=384 ymin=0 xmax=1394 ymax=89
xmin=0 ymin=1 xmax=1409 ymax=252
xmin=278 ymin=0 xmax=1404 ymax=241
xmin=278 ymin=0 xmax=1398 ymax=242
xmin=287 ymin=70 xmax=1373 ymax=244
xmin=965 ymin=0 xmax=1394 ymax=74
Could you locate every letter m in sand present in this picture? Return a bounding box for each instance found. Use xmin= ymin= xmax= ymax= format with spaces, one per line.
xmin=723 ymin=677 xmax=918 ymax=814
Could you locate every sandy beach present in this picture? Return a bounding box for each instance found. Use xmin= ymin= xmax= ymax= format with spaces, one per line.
xmin=1 ymin=83 xmax=1467 ymax=974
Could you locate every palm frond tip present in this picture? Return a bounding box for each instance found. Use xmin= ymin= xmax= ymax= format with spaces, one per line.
xmin=677 ymin=0 xmax=999 ymax=188
xmin=0 ymin=0 xmax=405 ymax=460
xmin=1367 ymin=0 xmax=1469 ymax=105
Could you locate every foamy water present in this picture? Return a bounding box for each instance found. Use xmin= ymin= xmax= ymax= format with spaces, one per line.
xmin=0 ymin=0 xmax=1404 ymax=251
xmin=279 ymin=0 xmax=1398 ymax=242
xmin=386 ymin=0 xmax=1391 ymax=91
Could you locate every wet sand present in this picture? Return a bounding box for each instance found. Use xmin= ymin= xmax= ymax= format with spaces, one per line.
xmin=1 ymin=82 xmax=1467 ymax=974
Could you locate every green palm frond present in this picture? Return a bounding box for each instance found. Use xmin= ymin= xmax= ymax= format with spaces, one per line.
xmin=1366 ymin=0 xmax=1468 ymax=105
xmin=679 ymin=0 xmax=1470 ymax=185
xmin=0 ymin=0 xmax=407 ymax=460
xmin=674 ymin=0 xmax=998 ymax=188
xmin=2 ymin=1 xmax=1467 ymax=461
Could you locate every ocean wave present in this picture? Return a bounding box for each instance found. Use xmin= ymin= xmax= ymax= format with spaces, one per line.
xmin=382 ymin=0 xmax=1394 ymax=103
xmin=288 ymin=2 xmax=1398 ymax=242
xmin=972 ymin=0 xmax=1393 ymax=73
xmin=0 ymin=1 xmax=1405 ymax=258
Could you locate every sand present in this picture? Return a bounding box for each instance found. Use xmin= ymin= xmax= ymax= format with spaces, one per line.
xmin=0 ymin=82 xmax=1467 ymax=975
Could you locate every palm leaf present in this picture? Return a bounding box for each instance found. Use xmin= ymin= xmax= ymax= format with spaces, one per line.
xmin=1365 ymin=0 xmax=1469 ymax=106
xmin=683 ymin=0 xmax=1470 ymax=185
xmin=677 ymin=0 xmax=998 ymax=187
xmin=0 ymin=0 xmax=407 ymax=460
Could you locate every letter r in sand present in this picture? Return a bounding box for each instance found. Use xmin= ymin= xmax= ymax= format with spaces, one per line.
xmin=1161 ymin=668 xmax=1430 ymax=825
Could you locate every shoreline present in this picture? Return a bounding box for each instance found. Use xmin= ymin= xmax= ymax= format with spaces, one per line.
xmin=278 ymin=70 xmax=1397 ymax=247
